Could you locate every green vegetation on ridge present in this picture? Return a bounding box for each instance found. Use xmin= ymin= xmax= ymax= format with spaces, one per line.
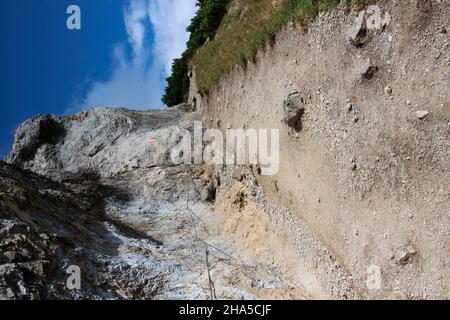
xmin=191 ymin=0 xmax=343 ymax=94
xmin=163 ymin=0 xmax=367 ymax=106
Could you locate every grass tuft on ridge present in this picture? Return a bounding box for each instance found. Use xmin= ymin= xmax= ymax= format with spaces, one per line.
xmin=190 ymin=0 xmax=343 ymax=93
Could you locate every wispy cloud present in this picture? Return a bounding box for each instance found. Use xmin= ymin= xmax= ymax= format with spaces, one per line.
xmin=148 ymin=0 xmax=197 ymax=74
xmin=124 ymin=0 xmax=147 ymax=57
xmin=73 ymin=0 xmax=196 ymax=112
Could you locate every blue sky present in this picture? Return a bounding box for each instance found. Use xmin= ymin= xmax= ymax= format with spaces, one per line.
xmin=0 ymin=0 xmax=196 ymax=158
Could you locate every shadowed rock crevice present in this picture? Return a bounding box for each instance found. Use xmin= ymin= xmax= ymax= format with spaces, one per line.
xmin=8 ymin=116 xmax=66 ymax=163
xmin=283 ymin=92 xmax=305 ymax=132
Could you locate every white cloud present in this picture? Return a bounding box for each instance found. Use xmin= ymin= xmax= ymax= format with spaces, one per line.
xmin=124 ymin=0 xmax=147 ymax=57
xmin=73 ymin=0 xmax=197 ymax=111
xmin=148 ymin=0 xmax=197 ymax=74
xmin=76 ymin=46 xmax=164 ymax=110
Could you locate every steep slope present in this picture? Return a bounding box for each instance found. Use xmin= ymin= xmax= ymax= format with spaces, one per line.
xmin=189 ymin=0 xmax=450 ymax=299
xmin=2 ymin=107 xmax=355 ymax=299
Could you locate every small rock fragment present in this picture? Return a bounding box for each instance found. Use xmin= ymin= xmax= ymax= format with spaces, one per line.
xmin=396 ymin=247 xmax=417 ymax=266
xmin=415 ymin=111 xmax=429 ymax=120
xmin=360 ymin=59 xmax=378 ymax=80
xmin=3 ymin=251 xmax=17 ymax=263
xmin=348 ymin=11 xmax=368 ymax=47
xmin=283 ymin=92 xmax=305 ymax=132
xmin=384 ymin=85 xmax=393 ymax=95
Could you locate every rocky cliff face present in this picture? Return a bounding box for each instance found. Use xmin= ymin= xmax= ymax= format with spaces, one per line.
xmin=1 ymin=108 xmax=216 ymax=299
xmin=3 ymin=108 xmax=349 ymax=300
xmin=5 ymin=108 xmax=192 ymax=178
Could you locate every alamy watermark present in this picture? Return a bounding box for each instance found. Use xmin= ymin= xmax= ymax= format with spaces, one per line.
xmin=366 ymin=265 xmax=382 ymax=291
xmin=164 ymin=121 xmax=280 ymax=176
xmin=66 ymin=265 xmax=81 ymax=290
xmin=66 ymin=5 xmax=81 ymax=30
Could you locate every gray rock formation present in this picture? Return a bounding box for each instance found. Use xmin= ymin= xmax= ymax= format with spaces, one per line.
xmin=1 ymin=108 xmax=301 ymax=300
xmin=6 ymin=108 xmax=194 ymax=178
xmin=1 ymin=108 xmax=218 ymax=299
